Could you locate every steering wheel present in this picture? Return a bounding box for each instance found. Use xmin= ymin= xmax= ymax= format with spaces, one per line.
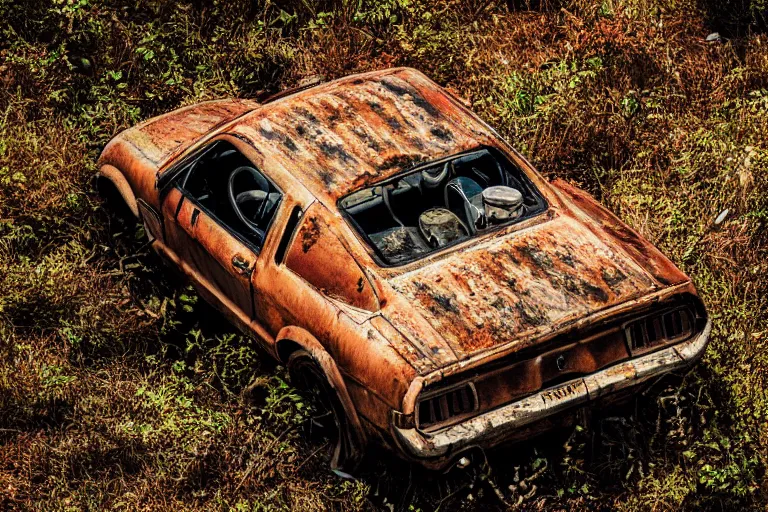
xmin=421 ymin=161 xmax=451 ymax=190
xmin=227 ymin=165 xmax=270 ymax=242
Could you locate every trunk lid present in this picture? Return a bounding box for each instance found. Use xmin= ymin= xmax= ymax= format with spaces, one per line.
xmin=383 ymin=214 xmax=659 ymax=364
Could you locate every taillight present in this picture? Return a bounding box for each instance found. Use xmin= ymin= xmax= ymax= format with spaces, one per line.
xmin=625 ymin=308 xmax=694 ymax=355
xmin=417 ymin=383 xmax=478 ymax=430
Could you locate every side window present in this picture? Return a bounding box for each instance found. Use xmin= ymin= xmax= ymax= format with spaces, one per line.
xmin=275 ymin=205 xmax=303 ymax=265
xmin=176 ymin=141 xmax=282 ymax=250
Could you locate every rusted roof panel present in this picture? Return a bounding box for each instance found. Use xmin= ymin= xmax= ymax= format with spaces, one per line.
xmin=230 ymin=68 xmax=498 ymax=207
xmin=387 ymin=214 xmax=657 ymax=358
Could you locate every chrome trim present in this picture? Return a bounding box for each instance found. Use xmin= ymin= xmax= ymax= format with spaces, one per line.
xmin=393 ymin=319 xmax=711 ymax=459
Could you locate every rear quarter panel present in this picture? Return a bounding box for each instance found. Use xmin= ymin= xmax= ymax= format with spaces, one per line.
xmin=551 ymin=178 xmax=690 ymax=287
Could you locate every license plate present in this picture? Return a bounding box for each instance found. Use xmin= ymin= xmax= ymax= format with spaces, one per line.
xmin=541 ymin=380 xmax=587 ymax=405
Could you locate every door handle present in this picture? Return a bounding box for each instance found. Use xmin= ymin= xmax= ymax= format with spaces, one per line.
xmin=231 ymin=254 xmax=253 ymax=277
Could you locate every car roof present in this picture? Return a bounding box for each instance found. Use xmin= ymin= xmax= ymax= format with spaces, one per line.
xmin=228 ymin=68 xmax=501 ymax=208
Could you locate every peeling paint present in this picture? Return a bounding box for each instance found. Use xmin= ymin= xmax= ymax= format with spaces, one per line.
xmin=98 ymin=67 xmax=709 ymax=472
xmin=388 ymin=215 xmax=657 ymax=356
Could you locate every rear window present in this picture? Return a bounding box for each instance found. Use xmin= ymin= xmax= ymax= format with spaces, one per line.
xmin=339 ymin=148 xmax=547 ymax=265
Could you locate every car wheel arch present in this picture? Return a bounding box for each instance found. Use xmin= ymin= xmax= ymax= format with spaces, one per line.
xmin=96 ymin=164 xmax=139 ymax=218
xmin=275 ymin=325 xmax=367 ymax=471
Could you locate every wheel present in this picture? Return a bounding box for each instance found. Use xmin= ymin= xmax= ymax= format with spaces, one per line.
xmin=287 ymin=349 xmax=362 ymax=477
xmin=95 ymin=174 xmax=137 ymax=229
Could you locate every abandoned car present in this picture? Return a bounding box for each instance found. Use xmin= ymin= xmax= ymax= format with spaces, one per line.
xmin=97 ymin=68 xmax=711 ymax=473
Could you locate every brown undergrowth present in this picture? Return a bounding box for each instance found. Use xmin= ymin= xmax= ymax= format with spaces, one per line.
xmin=1 ymin=0 xmax=766 ymax=510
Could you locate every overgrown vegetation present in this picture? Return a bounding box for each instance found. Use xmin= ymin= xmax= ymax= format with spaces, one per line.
xmin=1 ymin=0 xmax=767 ymax=510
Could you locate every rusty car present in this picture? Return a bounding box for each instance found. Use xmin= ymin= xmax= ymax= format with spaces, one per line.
xmin=96 ymin=67 xmax=711 ymax=474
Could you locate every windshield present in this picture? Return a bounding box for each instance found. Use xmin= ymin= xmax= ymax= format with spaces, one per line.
xmin=339 ymin=148 xmax=548 ymax=265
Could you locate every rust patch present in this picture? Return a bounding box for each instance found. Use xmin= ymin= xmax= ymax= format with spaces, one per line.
xmin=317 ymin=168 xmax=337 ymax=187
xmin=230 ymin=68 xmax=497 ymax=208
xmin=388 ymin=214 xmax=657 ymax=357
xmin=378 ymin=76 xmax=441 ymax=118
xmin=429 ymin=126 xmax=453 ymax=142
xmin=301 ymin=216 xmax=322 ymax=253
xmin=258 ymin=126 xmax=298 ymax=152
xmin=602 ymin=267 xmax=627 ymax=287
xmin=350 ymin=125 xmax=382 ymax=152
xmin=376 ymin=153 xmax=428 ymax=172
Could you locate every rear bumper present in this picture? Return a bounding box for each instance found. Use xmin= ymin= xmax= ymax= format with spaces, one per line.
xmin=393 ymin=319 xmax=711 ymax=469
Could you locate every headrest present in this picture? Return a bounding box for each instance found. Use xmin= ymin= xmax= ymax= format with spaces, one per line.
xmin=445 ymin=176 xmax=483 ymax=200
xmin=481 ymin=185 xmax=524 ymax=223
xmin=421 ymin=162 xmax=450 ymax=190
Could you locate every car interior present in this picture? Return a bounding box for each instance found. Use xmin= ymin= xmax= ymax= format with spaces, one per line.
xmin=176 ymin=140 xmax=282 ymax=248
xmin=339 ymin=148 xmax=547 ymax=265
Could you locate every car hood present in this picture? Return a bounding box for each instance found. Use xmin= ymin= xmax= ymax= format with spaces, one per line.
xmin=381 ymin=213 xmax=660 ymax=368
xmin=101 ymin=99 xmax=258 ymax=174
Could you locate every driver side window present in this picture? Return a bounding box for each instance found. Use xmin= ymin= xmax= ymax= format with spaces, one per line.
xmin=176 ymin=140 xmax=282 ymax=251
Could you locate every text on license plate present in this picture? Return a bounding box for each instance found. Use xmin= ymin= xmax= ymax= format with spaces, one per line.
xmin=541 ymin=380 xmax=586 ymax=404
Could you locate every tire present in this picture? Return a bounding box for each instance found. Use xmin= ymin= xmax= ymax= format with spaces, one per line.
xmin=95 ymin=175 xmax=137 ymax=229
xmin=287 ymin=349 xmax=361 ymax=477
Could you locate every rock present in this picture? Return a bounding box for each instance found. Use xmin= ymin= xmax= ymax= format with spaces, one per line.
xmin=706 ymin=32 xmax=722 ymax=42
xmin=714 ymin=209 xmax=729 ymax=226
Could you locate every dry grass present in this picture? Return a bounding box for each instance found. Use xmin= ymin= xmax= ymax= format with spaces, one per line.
xmin=1 ymin=0 xmax=767 ymax=510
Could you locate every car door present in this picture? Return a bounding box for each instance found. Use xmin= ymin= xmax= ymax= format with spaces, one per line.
xmin=160 ymin=138 xmax=283 ymax=326
xmin=186 ymin=205 xmax=258 ymax=319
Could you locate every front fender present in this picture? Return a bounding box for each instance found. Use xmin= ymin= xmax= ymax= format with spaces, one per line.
xmin=96 ymin=164 xmax=139 ymax=217
xmin=97 ymin=98 xmax=259 ymax=209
